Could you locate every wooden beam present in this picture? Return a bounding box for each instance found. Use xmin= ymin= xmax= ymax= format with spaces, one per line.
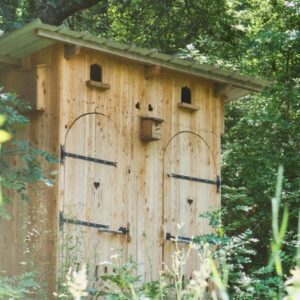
xmin=144 ymin=65 xmax=161 ymax=79
xmin=64 ymin=45 xmax=81 ymax=60
xmin=214 ymin=83 xmax=233 ymax=97
xmin=0 ymin=55 xmax=21 ymax=67
xmin=21 ymin=56 xmax=32 ymax=70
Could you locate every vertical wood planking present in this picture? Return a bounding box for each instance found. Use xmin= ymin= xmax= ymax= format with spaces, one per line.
xmin=0 ymin=67 xmax=27 ymax=276
xmin=0 ymin=45 xmax=63 ymax=293
xmin=0 ymin=43 xmax=223 ymax=290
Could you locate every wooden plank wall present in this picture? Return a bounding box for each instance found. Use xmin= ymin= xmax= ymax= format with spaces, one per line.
xmin=58 ymin=45 xmax=223 ymax=281
xmin=0 ymin=43 xmax=224 ymax=293
xmin=0 ymin=45 xmax=63 ymax=295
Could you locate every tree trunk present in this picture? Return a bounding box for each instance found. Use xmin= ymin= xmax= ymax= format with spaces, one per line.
xmin=31 ymin=0 xmax=103 ymax=25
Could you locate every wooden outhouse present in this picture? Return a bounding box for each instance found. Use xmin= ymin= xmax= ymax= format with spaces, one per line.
xmin=0 ymin=20 xmax=269 ymax=292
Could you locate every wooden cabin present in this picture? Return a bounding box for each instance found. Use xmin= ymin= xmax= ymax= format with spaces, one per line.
xmin=0 ymin=20 xmax=269 ymax=293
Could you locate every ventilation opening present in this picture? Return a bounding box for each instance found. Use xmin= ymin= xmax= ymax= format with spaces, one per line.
xmin=181 ymin=86 xmax=191 ymax=104
xmin=90 ymin=64 xmax=102 ymax=82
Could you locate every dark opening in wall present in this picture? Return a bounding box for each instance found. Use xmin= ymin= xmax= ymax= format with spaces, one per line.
xmin=90 ymin=64 xmax=102 ymax=82
xmin=181 ymin=86 xmax=192 ymax=104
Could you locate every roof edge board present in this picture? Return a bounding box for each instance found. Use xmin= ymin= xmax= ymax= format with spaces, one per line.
xmin=11 ymin=39 xmax=54 ymax=58
xmin=0 ymin=19 xmax=42 ymax=44
xmin=226 ymin=88 xmax=250 ymax=102
xmin=35 ymin=28 xmax=265 ymax=93
xmin=0 ymin=55 xmax=21 ymax=67
xmin=55 ymin=24 xmax=68 ymax=32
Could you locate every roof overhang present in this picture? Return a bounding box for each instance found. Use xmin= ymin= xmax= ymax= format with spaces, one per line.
xmin=0 ymin=19 xmax=272 ymax=101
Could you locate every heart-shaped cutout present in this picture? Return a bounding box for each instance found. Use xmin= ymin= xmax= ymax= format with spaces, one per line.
xmin=187 ymin=198 xmax=193 ymax=205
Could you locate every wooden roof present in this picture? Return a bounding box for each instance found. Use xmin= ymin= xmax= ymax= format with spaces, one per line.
xmin=0 ymin=19 xmax=271 ymax=101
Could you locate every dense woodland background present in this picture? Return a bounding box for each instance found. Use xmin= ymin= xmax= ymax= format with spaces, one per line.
xmin=0 ymin=0 xmax=299 ymax=298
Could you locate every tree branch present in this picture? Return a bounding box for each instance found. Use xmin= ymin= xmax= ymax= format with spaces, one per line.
xmin=32 ymin=0 xmax=102 ymax=25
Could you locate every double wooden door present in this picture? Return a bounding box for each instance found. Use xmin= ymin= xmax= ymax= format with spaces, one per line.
xmin=60 ymin=114 xmax=218 ymax=281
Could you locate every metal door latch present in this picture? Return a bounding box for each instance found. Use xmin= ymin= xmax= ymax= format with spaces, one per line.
xmin=99 ymin=226 xmax=129 ymax=235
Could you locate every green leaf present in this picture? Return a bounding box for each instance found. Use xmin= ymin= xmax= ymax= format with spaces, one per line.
xmin=0 ymin=130 xmax=12 ymax=143
xmin=297 ymin=211 xmax=300 ymax=267
xmin=279 ymin=207 xmax=289 ymax=242
xmin=0 ymin=115 xmax=6 ymax=127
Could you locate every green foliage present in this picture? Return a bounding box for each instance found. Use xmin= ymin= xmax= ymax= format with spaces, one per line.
xmin=0 ymin=89 xmax=57 ymax=217
xmin=0 ymin=0 xmax=27 ymax=33
xmin=0 ymin=113 xmax=12 ymax=206
xmin=68 ymin=0 xmax=239 ymax=55
xmin=196 ymin=166 xmax=300 ymax=299
xmin=0 ymin=1 xmax=299 ymax=299
xmin=93 ymin=258 xmax=162 ymax=299
xmin=0 ymin=115 xmax=12 ymax=145
xmin=0 ymin=272 xmax=46 ymax=300
xmin=215 ymin=0 xmax=300 ymax=280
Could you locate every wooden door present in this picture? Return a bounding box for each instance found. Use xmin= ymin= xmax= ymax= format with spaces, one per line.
xmin=60 ymin=113 xmax=127 ymax=284
xmin=163 ymin=131 xmax=219 ymax=278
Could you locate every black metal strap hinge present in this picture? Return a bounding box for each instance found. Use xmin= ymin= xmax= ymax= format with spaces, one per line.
xmin=59 ymin=212 xmax=108 ymax=230
xmin=60 ymin=145 xmax=117 ymax=167
xmin=59 ymin=212 xmax=129 ymax=235
xmin=168 ymin=173 xmax=221 ymax=192
xmin=166 ymin=232 xmax=193 ymax=244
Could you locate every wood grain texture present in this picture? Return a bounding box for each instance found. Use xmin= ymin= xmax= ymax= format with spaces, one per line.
xmin=0 ymin=45 xmax=63 ymax=296
xmin=0 ymin=44 xmax=225 ymax=291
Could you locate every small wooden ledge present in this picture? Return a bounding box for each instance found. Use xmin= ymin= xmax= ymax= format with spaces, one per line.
xmin=177 ymin=102 xmax=200 ymax=112
xmin=86 ymin=80 xmax=111 ymax=90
